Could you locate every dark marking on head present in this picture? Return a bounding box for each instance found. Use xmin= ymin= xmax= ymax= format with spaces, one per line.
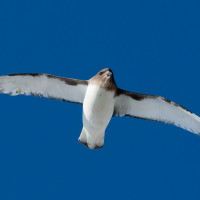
xmin=90 ymin=68 xmax=117 ymax=91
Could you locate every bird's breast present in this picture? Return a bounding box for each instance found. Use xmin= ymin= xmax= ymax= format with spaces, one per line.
xmin=83 ymin=84 xmax=115 ymax=129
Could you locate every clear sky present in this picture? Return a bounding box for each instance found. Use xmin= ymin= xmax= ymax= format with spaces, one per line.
xmin=0 ymin=0 xmax=200 ymax=199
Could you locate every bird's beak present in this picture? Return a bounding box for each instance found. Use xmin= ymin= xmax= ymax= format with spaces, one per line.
xmin=107 ymin=71 xmax=112 ymax=76
xmin=106 ymin=71 xmax=112 ymax=78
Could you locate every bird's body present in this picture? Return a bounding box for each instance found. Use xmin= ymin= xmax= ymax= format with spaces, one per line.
xmin=81 ymin=84 xmax=115 ymax=149
xmin=0 ymin=68 xmax=200 ymax=149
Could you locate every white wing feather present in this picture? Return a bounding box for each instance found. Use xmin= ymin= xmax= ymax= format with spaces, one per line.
xmin=114 ymin=90 xmax=200 ymax=135
xmin=0 ymin=73 xmax=88 ymax=104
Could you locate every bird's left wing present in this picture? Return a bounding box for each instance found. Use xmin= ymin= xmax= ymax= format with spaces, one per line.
xmin=0 ymin=73 xmax=88 ymax=104
xmin=114 ymin=89 xmax=200 ymax=135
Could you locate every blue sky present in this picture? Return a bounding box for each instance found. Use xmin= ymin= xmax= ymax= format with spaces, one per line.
xmin=0 ymin=0 xmax=200 ymax=199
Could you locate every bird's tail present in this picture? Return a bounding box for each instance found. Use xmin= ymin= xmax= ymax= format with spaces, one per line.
xmin=78 ymin=128 xmax=104 ymax=150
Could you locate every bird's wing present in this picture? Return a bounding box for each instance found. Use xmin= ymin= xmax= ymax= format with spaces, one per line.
xmin=0 ymin=73 xmax=88 ymax=104
xmin=114 ymin=89 xmax=200 ymax=135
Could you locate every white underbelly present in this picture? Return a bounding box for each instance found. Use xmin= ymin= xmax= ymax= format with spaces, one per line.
xmin=83 ymin=85 xmax=115 ymax=133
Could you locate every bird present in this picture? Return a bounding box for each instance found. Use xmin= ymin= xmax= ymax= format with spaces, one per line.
xmin=0 ymin=68 xmax=200 ymax=149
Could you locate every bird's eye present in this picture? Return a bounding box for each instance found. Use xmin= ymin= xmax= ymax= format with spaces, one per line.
xmin=99 ymin=72 xmax=103 ymax=75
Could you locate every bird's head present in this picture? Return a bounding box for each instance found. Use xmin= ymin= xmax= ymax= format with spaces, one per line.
xmin=90 ymin=68 xmax=117 ymax=90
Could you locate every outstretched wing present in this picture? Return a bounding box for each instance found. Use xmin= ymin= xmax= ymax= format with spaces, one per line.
xmin=0 ymin=73 xmax=88 ymax=104
xmin=114 ymin=89 xmax=200 ymax=135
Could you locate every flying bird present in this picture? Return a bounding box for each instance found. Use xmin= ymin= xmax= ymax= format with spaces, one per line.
xmin=0 ymin=68 xmax=200 ymax=149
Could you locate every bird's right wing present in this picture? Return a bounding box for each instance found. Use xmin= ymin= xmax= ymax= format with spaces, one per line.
xmin=114 ymin=89 xmax=200 ymax=135
xmin=0 ymin=73 xmax=88 ymax=104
